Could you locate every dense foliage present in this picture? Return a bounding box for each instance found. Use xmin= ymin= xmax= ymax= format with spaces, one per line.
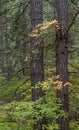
xmin=0 ymin=0 xmax=79 ymax=129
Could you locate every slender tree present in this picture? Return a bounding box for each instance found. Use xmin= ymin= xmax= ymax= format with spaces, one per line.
xmin=0 ymin=0 xmax=3 ymax=72
xmin=55 ymin=0 xmax=69 ymax=130
xmin=19 ymin=0 xmax=28 ymax=76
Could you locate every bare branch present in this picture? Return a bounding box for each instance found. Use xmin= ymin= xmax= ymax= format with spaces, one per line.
xmin=14 ymin=78 xmax=30 ymax=96
xmin=66 ymin=10 xmax=79 ymax=34
xmin=15 ymin=1 xmax=30 ymax=23
xmin=68 ymin=47 xmax=79 ymax=52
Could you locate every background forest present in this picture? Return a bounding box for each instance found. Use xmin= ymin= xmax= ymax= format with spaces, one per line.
xmin=0 ymin=0 xmax=79 ymax=130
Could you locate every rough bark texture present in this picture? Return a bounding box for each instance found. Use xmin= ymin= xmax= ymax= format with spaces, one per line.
xmin=30 ymin=0 xmax=44 ymax=101
xmin=30 ymin=0 xmax=44 ymax=129
xmin=55 ymin=0 xmax=69 ymax=130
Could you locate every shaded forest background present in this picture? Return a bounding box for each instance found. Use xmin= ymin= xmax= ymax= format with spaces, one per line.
xmin=0 ymin=0 xmax=79 ymax=129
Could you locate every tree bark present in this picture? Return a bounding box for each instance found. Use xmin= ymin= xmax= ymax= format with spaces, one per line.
xmin=20 ymin=0 xmax=29 ymax=76
xmin=30 ymin=0 xmax=44 ymax=129
xmin=55 ymin=0 xmax=69 ymax=130
xmin=30 ymin=0 xmax=44 ymax=101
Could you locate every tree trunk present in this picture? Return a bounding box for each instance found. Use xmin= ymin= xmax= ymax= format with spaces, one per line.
xmin=55 ymin=0 xmax=69 ymax=130
xmin=30 ymin=0 xmax=44 ymax=129
xmin=30 ymin=0 xmax=44 ymax=101
xmin=20 ymin=0 xmax=29 ymax=76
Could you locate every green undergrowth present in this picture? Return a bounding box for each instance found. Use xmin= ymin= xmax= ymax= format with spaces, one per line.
xmin=0 ymin=60 xmax=79 ymax=129
xmin=0 ymin=76 xmax=31 ymax=102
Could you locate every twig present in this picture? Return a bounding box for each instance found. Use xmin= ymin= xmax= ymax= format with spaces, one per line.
xmin=65 ymin=10 xmax=79 ymax=34
xmin=15 ymin=1 xmax=30 ymax=23
xmin=14 ymin=78 xmax=30 ymax=96
xmin=69 ymin=63 xmax=79 ymax=72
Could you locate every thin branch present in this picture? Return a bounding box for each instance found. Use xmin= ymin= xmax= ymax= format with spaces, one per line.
xmin=14 ymin=66 xmax=29 ymax=76
xmin=66 ymin=9 xmax=79 ymax=34
xmin=69 ymin=63 xmax=79 ymax=72
xmin=70 ymin=0 xmax=79 ymax=10
xmin=0 ymin=2 xmax=24 ymax=16
xmin=14 ymin=78 xmax=30 ymax=96
xmin=0 ymin=9 xmax=10 ymax=16
xmin=68 ymin=47 xmax=79 ymax=53
xmin=15 ymin=1 xmax=30 ymax=23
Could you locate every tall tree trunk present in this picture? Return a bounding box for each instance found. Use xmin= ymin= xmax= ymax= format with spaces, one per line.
xmin=55 ymin=0 xmax=69 ymax=130
xmin=30 ymin=0 xmax=44 ymax=129
xmin=4 ymin=2 xmax=10 ymax=80
xmin=0 ymin=0 xmax=3 ymax=72
xmin=20 ymin=0 xmax=28 ymax=76
xmin=30 ymin=0 xmax=44 ymax=102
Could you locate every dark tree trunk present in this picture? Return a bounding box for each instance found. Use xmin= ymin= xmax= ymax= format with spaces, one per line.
xmin=20 ymin=0 xmax=29 ymax=76
xmin=30 ymin=0 xmax=44 ymax=101
xmin=30 ymin=0 xmax=44 ymax=129
xmin=56 ymin=33 xmax=69 ymax=130
xmin=55 ymin=0 xmax=69 ymax=130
